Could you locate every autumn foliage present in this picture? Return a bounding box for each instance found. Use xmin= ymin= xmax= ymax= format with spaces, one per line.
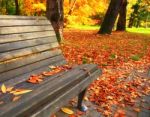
xmin=23 ymin=0 xmax=46 ymax=15
xmin=61 ymin=30 xmax=150 ymax=116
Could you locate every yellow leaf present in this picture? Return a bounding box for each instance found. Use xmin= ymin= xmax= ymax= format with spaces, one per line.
xmin=133 ymin=108 xmax=140 ymax=112
xmin=6 ymin=87 xmax=14 ymax=92
xmin=49 ymin=65 xmax=56 ymax=69
xmin=61 ymin=107 xmax=74 ymax=115
xmin=12 ymin=96 xmax=21 ymax=102
xmin=13 ymin=89 xmax=32 ymax=96
xmin=1 ymin=84 xmax=7 ymax=93
xmin=84 ymin=96 xmax=89 ymax=101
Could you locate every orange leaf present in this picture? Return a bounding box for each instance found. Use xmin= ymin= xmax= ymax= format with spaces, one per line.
xmin=12 ymin=96 xmax=21 ymax=102
xmin=27 ymin=79 xmax=38 ymax=84
xmin=42 ymin=71 xmax=54 ymax=76
xmin=1 ymin=84 xmax=7 ymax=93
xmin=6 ymin=87 xmax=14 ymax=92
xmin=133 ymin=108 xmax=140 ymax=112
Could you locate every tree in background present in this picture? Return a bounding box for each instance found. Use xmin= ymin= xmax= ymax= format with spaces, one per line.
xmin=116 ymin=0 xmax=128 ymax=31
xmin=15 ymin=0 xmax=20 ymax=15
xmin=128 ymin=0 xmax=141 ymax=28
xmin=99 ymin=0 xmax=123 ymax=34
xmin=46 ymin=0 xmax=64 ymax=43
xmin=128 ymin=0 xmax=150 ymax=28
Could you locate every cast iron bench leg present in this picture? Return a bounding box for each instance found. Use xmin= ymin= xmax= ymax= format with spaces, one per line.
xmin=77 ymin=88 xmax=88 ymax=112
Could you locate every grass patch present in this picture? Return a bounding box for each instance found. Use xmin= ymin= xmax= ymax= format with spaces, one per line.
xmin=130 ymin=55 xmax=141 ymax=61
xmin=127 ymin=27 xmax=150 ymax=34
xmin=66 ymin=24 xmax=150 ymax=34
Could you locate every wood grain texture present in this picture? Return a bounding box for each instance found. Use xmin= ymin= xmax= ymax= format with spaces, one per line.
xmin=0 ymin=25 xmax=53 ymax=35
xmin=0 ymin=49 xmax=62 ymax=73
xmin=3 ymin=60 xmax=67 ymax=87
xmin=0 ymin=55 xmax=65 ymax=82
xmin=0 ymin=19 xmax=50 ymax=27
xmin=0 ymin=36 xmax=57 ymax=53
xmin=0 ymin=64 xmax=101 ymax=117
xmin=0 ymin=15 xmax=102 ymax=117
xmin=0 ymin=31 xmax=56 ymax=44
xmin=0 ymin=42 xmax=59 ymax=62
xmin=0 ymin=15 xmax=46 ymax=20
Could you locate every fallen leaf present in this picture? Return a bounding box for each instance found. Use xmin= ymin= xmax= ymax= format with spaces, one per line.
xmin=12 ymin=96 xmax=21 ymax=101
xmin=76 ymin=110 xmax=85 ymax=115
xmin=49 ymin=65 xmax=57 ymax=69
xmin=1 ymin=84 xmax=7 ymax=93
xmin=13 ymin=89 xmax=32 ymax=95
xmin=84 ymin=96 xmax=89 ymax=101
xmin=0 ymin=101 xmax=4 ymax=105
xmin=61 ymin=107 xmax=74 ymax=115
xmin=50 ymin=115 xmax=57 ymax=117
xmin=133 ymin=108 xmax=140 ymax=112
xmin=6 ymin=87 xmax=14 ymax=92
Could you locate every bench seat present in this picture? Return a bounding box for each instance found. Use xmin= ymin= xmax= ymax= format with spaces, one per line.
xmin=0 ymin=15 xmax=102 ymax=117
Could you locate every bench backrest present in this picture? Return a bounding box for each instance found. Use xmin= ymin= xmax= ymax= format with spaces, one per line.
xmin=0 ymin=15 xmax=66 ymax=84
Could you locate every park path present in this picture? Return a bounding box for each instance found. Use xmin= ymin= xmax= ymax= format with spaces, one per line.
xmin=54 ymin=68 xmax=150 ymax=117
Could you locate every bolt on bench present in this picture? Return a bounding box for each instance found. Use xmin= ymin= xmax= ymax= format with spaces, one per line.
xmin=0 ymin=15 xmax=102 ymax=117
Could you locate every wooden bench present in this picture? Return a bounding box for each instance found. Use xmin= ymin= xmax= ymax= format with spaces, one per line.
xmin=0 ymin=15 xmax=102 ymax=117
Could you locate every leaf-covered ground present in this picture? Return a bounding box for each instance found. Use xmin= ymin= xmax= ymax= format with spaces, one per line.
xmin=60 ymin=30 xmax=150 ymax=117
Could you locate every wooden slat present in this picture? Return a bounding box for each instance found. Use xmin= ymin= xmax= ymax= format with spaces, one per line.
xmin=0 ymin=31 xmax=56 ymax=44
xmin=0 ymin=49 xmax=62 ymax=73
xmin=0 ymin=64 xmax=94 ymax=105
xmin=0 ymin=15 xmax=46 ymax=20
xmin=0 ymin=36 xmax=57 ymax=53
xmin=43 ymin=69 xmax=101 ymax=116
xmin=0 ymin=55 xmax=65 ymax=82
xmin=0 ymin=42 xmax=59 ymax=62
xmin=15 ymin=64 xmax=96 ymax=91
xmin=0 ymin=64 xmax=101 ymax=117
xmin=0 ymin=19 xmax=50 ymax=27
xmin=0 ymin=25 xmax=53 ymax=35
xmin=3 ymin=60 xmax=67 ymax=87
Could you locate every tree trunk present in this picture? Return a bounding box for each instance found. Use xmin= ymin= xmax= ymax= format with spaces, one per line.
xmin=116 ymin=0 xmax=127 ymax=31
xmin=128 ymin=2 xmax=140 ymax=28
xmin=98 ymin=0 xmax=123 ymax=34
xmin=46 ymin=0 xmax=64 ymax=43
xmin=15 ymin=0 xmax=20 ymax=15
xmin=128 ymin=13 xmax=134 ymax=28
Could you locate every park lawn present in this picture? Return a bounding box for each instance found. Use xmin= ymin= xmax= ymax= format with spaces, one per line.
xmin=66 ymin=24 xmax=150 ymax=34
xmin=62 ymin=30 xmax=150 ymax=116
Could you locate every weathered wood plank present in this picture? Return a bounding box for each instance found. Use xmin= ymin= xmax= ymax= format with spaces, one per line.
xmin=0 ymin=42 xmax=59 ymax=62
xmin=0 ymin=19 xmax=50 ymax=27
xmin=0 ymin=49 xmax=62 ymax=73
xmin=44 ymin=69 xmax=101 ymax=116
xmin=0 ymin=55 xmax=65 ymax=82
xmin=0 ymin=36 xmax=57 ymax=53
xmin=0 ymin=25 xmax=53 ymax=34
xmin=0 ymin=64 xmax=101 ymax=117
xmin=3 ymin=60 xmax=67 ymax=87
xmin=0 ymin=15 xmax=46 ymax=20
xmin=0 ymin=31 xmax=56 ymax=44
